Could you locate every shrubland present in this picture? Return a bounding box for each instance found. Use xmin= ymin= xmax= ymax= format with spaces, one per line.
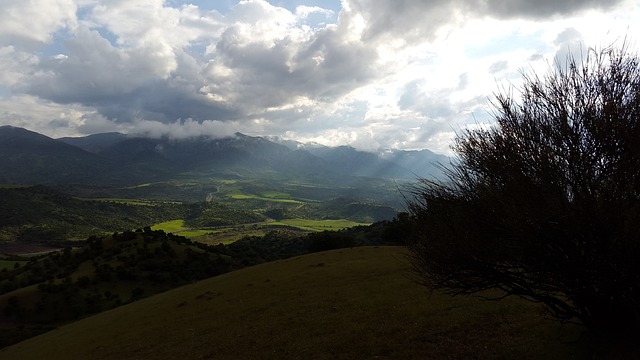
xmin=409 ymin=45 xmax=640 ymax=338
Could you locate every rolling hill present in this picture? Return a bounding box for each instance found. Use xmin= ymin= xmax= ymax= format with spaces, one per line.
xmin=0 ymin=247 xmax=606 ymax=360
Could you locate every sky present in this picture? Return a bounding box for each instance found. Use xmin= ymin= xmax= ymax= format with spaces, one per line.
xmin=0 ymin=0 xmax=638 ymax=155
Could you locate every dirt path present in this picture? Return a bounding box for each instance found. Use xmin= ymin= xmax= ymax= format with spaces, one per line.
xmin=0 ymin=243 xmax=63 ymax=256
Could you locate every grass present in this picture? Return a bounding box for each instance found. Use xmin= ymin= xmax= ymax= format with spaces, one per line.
xmin=219 ymin=184 xmax=304 ymax=204
xmin=81 ymin=198 xmax=159 ymax=206
xmin=0 ymin=260 xmax=27 ymax=271
xmin=177 ymin=229 xmax=211 ymax=238
xmin=229 ymin=193 xmax=303 ymax=204
xmin=150 ymin=220 xmax=272 ymax=243
xmin=0 ymin=184 xmax=29 ymax=189
xmin=151 ymin=220 xmax=186 ymax=233
xmin=194 ymin=228 xmax=268 ymax=246
xmin=150 ymin=220 xmax=239 ymax=240
xmin=265 ymin=218 xmax=369 ymax=231
xmin=0 ymin=246 xmax=606 ymax=359
xmin=150 ymin=220 xmax=209 ymax=239
xmin=261 ymin=191 xmax=292 ymax=199
xmin=121 ymin=182 xmax=158 ymax=189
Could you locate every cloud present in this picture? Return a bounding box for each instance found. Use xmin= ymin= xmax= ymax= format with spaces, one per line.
xmin=0 ymin=0 xmax=77 ymax=46
xmin=16 ymin=0 xmax=380 ymax=126
xmin=488 ymin=60 xmax=509 ymax=74
xmin=0 ymin=94 xmax=109 ymax=138
xmin=295 ymin=5 xmax=335 ymax=21
xmin=200 ymin=0 xmax=380 ymax=115
xmin=347 ymin=0 xmax=461 ymax=43
xmin=0 ymin=0 xmax=638 ymax=155
xmin=478 ymin=0 xmax=623 ymax=19
xmin=131 ymin=118 xmax=239 ymax=139
xmin=0 ymin=46 xmax=39 ymax=86
xmin=22 ymin=23 xmax=239 ymax=122
xmin=25 ymin=27 xmax=164 ymax=103
xmin=346 ymin=0 xmax=627 ymax=44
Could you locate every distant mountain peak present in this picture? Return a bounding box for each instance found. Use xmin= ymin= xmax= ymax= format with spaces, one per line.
xmin=0 ymin=127 xmax=449 ymax=185
xmin=0 ymin=125 xmax=58 ymax=144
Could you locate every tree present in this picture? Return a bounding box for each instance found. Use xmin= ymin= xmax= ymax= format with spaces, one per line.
xmin=408 ymin=45 xmax=640 ymax=336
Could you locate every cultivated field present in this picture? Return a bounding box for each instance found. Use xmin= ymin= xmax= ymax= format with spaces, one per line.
xmin=150 ymin=217 xmax=369 ymax=244
xmin=265 ymin=218 xmax=369 ymax=231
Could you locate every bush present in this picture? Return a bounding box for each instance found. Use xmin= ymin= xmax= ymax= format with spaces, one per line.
xmin=408 ymin=45 xmax=640 ymax=336
xmin=308 ymin=231 xmax=354 ymax=252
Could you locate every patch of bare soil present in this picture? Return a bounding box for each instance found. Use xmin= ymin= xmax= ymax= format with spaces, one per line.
xmin=0 ymin=243 xmax=63 ymax=256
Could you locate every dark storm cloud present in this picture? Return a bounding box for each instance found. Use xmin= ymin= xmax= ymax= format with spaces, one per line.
xmin=349 ymin=0 xmax=456 ymax=42
xmin=349 ymin=0 xmax=625 ymax=42
xmin=92 ymin=81 xmax=240 ymax=123
xmin=479 ymin=0 xmax=622 ymax=19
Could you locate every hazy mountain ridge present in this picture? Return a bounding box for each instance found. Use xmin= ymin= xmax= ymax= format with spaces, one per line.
xmin=1 ymin=125 xmax=448 ymax=185
xmin=57 ymin=132 xmax=128 ymax=153
xmin=269 ymin=135 xmax=448 ymax=179
xmin=0 ymin=126 xmax=110 ymax=184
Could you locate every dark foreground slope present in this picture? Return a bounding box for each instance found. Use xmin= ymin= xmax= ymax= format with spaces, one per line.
xmin=0 ymin=247 xmax=608 ymax=360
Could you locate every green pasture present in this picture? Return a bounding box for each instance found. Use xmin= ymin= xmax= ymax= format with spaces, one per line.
xmin=194 ymin=228 xmax=268 ymax=246
xmin=150 ymin=220 xmax=187 ymax=233
xmin=0 ymin=184 xmax=29 ymax=189
xmin=82 ymin=198 xmax=160 ymax=206
xmin=0 ymin=260 xmax=27 ymax=271
xmin=217 ymin=182 xmax=304 ymax=204
xmin=229 ymin=193 xmax=303 ymax=204
xmin=178 ymin=229 xmax=212 ymax=238
xmin=150 ymin=220 xmax=219 ymax=239
xmin=265 ymin=218 xmax=369 ymax=231
xmin=260 ymin=191 xmax=291 ymax=199
xmin=122 ymin=182 xmax=157 ymax=189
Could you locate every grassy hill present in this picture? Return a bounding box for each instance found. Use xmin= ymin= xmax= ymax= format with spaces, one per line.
xmin=0 ymin=246 xmax=613 ymax=360
xmin=0 ymin=229 xmax=242 ymax=346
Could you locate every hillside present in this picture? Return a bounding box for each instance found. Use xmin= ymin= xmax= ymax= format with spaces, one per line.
xmin=0 ymin=222 xmax=397 ymax=347
xmin=0 ymin=229 xmax=242 ymax=346
xmin=0 ymin=186 xmax=185 ymax=242
xmin=0 ymin=247 xmax=607 ymax=360
xmin=0 ymin=185 xmax=275 ymax=243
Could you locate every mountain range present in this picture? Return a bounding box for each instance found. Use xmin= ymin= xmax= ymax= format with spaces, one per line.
xmin=0 ymin=125 xmax=448 ymax=185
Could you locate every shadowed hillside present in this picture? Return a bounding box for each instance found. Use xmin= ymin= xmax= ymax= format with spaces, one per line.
xmin=0 ymin=247 xmax=609 ymax=360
